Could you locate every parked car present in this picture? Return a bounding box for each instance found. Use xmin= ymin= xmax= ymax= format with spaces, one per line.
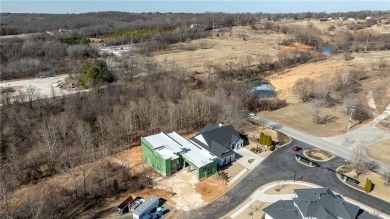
xmin=292 ymin=146 xmax=302 ymax=152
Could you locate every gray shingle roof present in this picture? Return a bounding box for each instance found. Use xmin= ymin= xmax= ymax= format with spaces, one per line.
xmin=198 ymin=123 xmax=218 ymax=134
xmin=263 ymin=200 xmax=301 ymax=219
xmin=264 ymin=188 xmax=378 ymax=219
xmin=190 ymin=124 xmax=240 ymax=158
xmin=294 ymin=188 xmax=359 ymax=219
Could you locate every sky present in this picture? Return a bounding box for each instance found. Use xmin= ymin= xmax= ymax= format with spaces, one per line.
xmin=1 ymin=0 xmax=389 ymax=14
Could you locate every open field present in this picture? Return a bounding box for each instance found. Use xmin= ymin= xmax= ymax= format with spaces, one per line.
xmin=366 ymin=139 xmax=390 ymax=164
xmin=258 ymin=102 xmax=358 ymax=137
xmin=152 ymin=26 xmax=284 ymax=75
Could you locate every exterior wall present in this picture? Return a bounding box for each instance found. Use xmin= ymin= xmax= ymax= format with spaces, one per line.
xmin=198 ymin=159 xmax=218 ymax=179
xmin=217 ymin=154 xmax=236 ymax=166
xmin=141 ymin=138 xmax=172 ymax=176
xmin=233 ymin=139 xmax=244 ymax=149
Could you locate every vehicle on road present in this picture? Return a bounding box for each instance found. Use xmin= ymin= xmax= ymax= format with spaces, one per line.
xmin=292 ymin=146 xmax=302 ymax=152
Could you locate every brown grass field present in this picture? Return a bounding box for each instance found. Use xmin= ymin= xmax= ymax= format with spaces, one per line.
xmin=366 ymin=139 xmax=390 ymax=164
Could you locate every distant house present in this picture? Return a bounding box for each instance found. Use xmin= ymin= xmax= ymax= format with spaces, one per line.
xmin=191 ymin=123 xmax=243 ymax=166
xmin=263 ymin=188 xmax=380 ymax=219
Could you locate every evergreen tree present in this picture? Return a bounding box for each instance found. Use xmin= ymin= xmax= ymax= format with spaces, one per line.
xmin=364 ymin=178 xmax=372 ymax=193
xmin=79 ymin=60 xmax=115 ymax=88
xmin=259 ymin=132 xmax=265 ymax=145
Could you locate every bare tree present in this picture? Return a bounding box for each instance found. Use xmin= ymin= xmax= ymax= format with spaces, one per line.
xmin=0 ymin=172 xmax=13 ymax=219
xmin=75 ymin=121 xmax=92 ymax=197
xmin=7 ymin=58 xmax=41 ymax=77
xmin=334 ymin=72 xmax=360 ymax=97
xmin=25 ymin=85 xmax=40 ymax=108
xmin=380 ymin=165 xmax=390 ymax=185
xmin=314 ymin=76 xmax=333 ymax=107
xmin=352 ymin=145 xmax=370 ymax=177
xmin=26 ymin=191 xmax=46 ymax=219
xmin=343 ymin=95 xmax=357 ymax=114
xmin=204 ymin=60 xmax=213 ymax=79
xmin=38 ymin=117 xmax=60 ymax=162
xmin=293 ymin=77 xmax=315 ymax=102
xmin=310 ymin=100 xmax=329 ymax=124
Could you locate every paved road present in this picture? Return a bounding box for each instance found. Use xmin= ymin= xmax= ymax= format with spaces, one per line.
xmin=248 ymin=116 xmax=355 ymax=160
xmin=185 ymin=139 xmax=390 ymax=219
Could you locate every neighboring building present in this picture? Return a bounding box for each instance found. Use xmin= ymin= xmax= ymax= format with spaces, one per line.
xmin=141 ymin=131 xmax=217 ymax=179
xmin=264 ymin=188 xmax=380 ymax=219
xmin=191 ymin=123 xmax=243 ymax=166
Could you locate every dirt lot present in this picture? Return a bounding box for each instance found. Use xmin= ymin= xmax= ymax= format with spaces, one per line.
xmin=366 ymin=139 xmax=390 ymax=164
xmin=234 ymin=201 xmax=270 ymax=219
xmin=220 ymin=161 xmax=245 ymax=182
xmin=0 ymin=74 xmax=87 ymax=102
xmin=154 ymin=169 xmax=229 ymax=211
xmin=264 ymin=184 xmax=310 ymax=195
xmin=195 ymin=177 xmax=228 ymax=202
xmin=342 ymin=169 xmax=390 ymax=202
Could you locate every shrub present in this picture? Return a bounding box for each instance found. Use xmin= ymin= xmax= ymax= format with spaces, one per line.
xmin=364 ymin=178 xmax=373 ymax=193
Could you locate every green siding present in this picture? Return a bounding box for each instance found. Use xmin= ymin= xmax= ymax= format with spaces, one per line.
xmin=141 ymin=138 xmax=172 ymax=176
xmin=198 ymin=159 xmax=218 ymax=179
xmin=182 ymin=157 xmax=217 ymax=180
xmin=141 ymin=137 xmax=217 ymax=180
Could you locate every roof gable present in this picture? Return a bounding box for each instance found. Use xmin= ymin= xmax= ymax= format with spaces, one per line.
xmin=263 ymin=200 xmax=300 ymax=219
xmin=200 ymin=125 xmax=240 ymax=146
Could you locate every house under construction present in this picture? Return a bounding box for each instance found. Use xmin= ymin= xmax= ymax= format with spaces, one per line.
xmin=141 ymin=131 xmax=217 ymax=179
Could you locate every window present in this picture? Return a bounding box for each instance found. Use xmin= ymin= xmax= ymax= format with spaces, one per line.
xmin=172 ymin=162 xmax=177 ymax=169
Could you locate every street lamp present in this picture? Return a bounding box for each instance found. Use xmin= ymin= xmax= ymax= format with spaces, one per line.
xmin=348 ymin=108 xmax=355 ymax=130
xmin=344 ymin=160 xmax=348 ymax=167
xmin=294 ymin=171 xmax=296 ymax=182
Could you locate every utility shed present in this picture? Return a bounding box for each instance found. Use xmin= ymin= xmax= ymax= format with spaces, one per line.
xmin=133 ymin=196 xmax=159 ymax=219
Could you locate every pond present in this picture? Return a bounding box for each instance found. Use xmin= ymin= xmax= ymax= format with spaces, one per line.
xmin=249 ymin=81 xmax=276 ymax=98
xmin=319 ymin=45 xmax=334 ymax=54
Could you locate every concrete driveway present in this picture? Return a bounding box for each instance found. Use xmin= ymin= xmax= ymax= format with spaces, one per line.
xmin=235 ymin=147 xmax=263 ymax=168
